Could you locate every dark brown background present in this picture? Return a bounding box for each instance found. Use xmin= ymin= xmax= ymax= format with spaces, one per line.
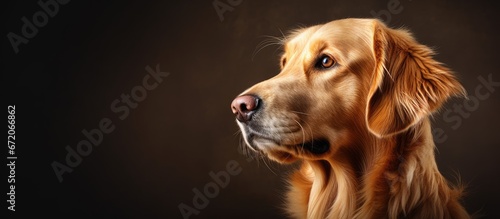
xmin=3 ymin=0 xmax=500 ymax=218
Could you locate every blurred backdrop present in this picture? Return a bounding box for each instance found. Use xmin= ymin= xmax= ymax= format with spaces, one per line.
xmin=3 ymin=0 xmax=500 ymax=218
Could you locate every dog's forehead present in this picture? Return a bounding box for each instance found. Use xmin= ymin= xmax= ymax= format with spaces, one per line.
xmin=285 ymin=25 xmax=322 ymax=53
xmin=284 ymin=19 xmax=375 ymax=55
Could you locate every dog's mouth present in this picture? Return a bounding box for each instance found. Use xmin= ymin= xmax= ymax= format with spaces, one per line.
xmin=246 ymin=134 xmax=330 ymax=157
xmin=295 ymin=139 xmax=330 ymax=155
xmin=238 ymin=122 xmax=330 ymax=161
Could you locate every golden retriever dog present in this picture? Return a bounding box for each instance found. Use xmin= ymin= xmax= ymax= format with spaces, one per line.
xmin=230 ymin=18 xmax=470 ymax=218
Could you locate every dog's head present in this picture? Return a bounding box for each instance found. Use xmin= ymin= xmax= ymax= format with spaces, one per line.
xmin=231 ymin=18 xmax=464 ymax=163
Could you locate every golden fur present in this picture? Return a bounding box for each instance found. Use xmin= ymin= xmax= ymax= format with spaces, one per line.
xmin=232 ymin=18 xmax=469 ymax=218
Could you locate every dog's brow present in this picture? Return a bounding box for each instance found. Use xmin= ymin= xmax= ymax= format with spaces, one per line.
xmin=286 ymin=26 xmax=321 ymax=52
xmin=309 ymin=40 xmax=328 ymax=55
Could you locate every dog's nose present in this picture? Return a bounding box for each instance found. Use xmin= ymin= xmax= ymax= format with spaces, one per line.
xmin=231 ymin=95 xmax=261 ymax=123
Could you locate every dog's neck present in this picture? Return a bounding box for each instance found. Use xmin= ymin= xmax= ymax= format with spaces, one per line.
xmin=287 ymin=119 xmax=468 ymax=219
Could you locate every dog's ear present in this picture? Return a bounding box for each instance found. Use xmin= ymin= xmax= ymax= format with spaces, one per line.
xmin=365 ymin=20 xmax=465 ymax=137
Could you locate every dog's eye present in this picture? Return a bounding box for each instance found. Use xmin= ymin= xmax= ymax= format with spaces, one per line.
xmin=316 ymin=55 xmax=335 ymax=69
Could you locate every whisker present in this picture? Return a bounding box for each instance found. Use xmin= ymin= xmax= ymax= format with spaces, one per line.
xmin=233 ymin=129 xmax=242 ymax=136
xmin=290 ymin=110 xmax=310 ymax=116
xmin=252 ymin=35 xmax=285 ymax=61
xmin=262 ymin=157 xmax=278 ymax=176
xmin=293 ymin=119 xmax=306 ymax=154
xmin=279 ymin=122 xmax=298 ymax=162
xmin=305 ymin=121 xmax=314 ymax=153
xmin=277 ymin=27 xmax=287 ymax=42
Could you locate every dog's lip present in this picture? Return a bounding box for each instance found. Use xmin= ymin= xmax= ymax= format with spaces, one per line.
xmin=247 ymin=131 xmax=330 ymax=155
xmin=241 ymin=125 xmax=280 ymax=145
xmin=240 ymin=122 xmax=330 ymax=155
xmin=248 ymin=134 xmax=279 ymax=150
xmin=243 ymin=131 xmax=277 ymax=152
